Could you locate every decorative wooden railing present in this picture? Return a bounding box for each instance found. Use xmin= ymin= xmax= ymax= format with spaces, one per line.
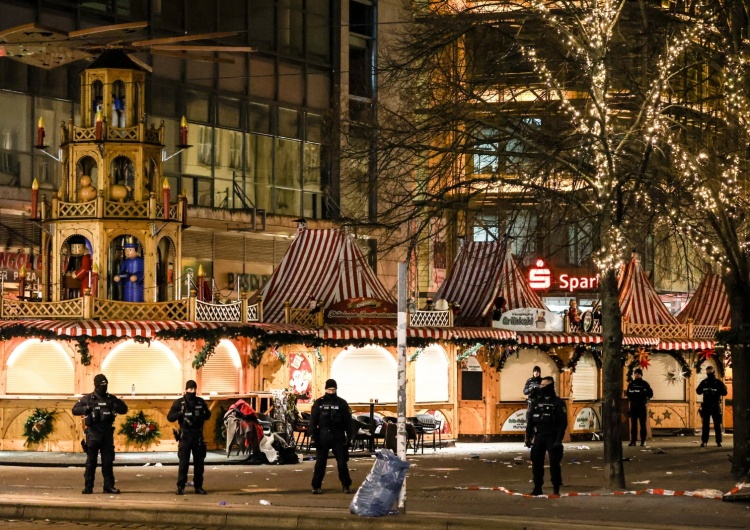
xmin=94 ymin=298 xmax=189 ymax=321
xmin=247 ymin=302 xmax=262 ymax=322
xmin=47 ymin=194 xmax=183 ymax=223
xmin=286 ymin=304 xmax=324 ymax=327
xmin=622 ymin=320 xmax=720 ymax=340
xmin=409 ymin=309 xmax=453 ymax=327
xmin=104 ymin=199 xmax=150 ymax=218
xmin=66 ymin=121 xmax=165 ymax=145
xmin=1 ymin=292 xmax=263 ymax=323
xmin=1 ymin=297 xmax=83 ymax=319
xmin=195 ymin=299 xmax=242 ymax=322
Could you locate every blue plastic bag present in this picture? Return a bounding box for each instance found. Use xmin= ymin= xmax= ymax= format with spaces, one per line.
xmin=350 ymin=449 xmax=411 ymax=517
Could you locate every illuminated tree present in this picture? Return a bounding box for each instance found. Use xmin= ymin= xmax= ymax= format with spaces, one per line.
xmin=343 ymin=1 xmax=712 ymax=487
xmin=653 ymin=10 xmax=750 ymax=477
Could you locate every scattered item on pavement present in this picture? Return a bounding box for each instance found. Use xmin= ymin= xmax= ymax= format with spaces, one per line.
xmin=577 ymin=446 xmax=590 ymax=450
xmin=471 ymin=454 xmax=480 ymax=459
xmin=350 ymin=449 xmax=411 ymax=517
xmin=259 ymin=499 xmax=272 ymax=506
xmin=653 ymin=448 xmax=667 ymax=454
xmin=632 ymin=480 xmax=650 ymax=484
xmin=219 ymin=501 xmax=228 ymax=505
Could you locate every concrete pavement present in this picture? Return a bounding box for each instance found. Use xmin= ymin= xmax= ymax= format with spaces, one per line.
xmin=0 ymin=436 xmax=748 ymax=529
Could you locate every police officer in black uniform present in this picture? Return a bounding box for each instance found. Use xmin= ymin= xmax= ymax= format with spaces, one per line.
xmin=523 ymin=366 xmax=543 ymax=406
xmin=696 ymin=366 xmax=728 ymax=447
xmin=626 ymin=368 xmax=653 ymax=446
xmin=525 ymin=377 xmax=567 ymax=496
xmin=72 ymin=374 xmax=128 ymax=494
xmin=168 ymin=380 xmax=212 ymax=494
xmin=310 ymin=378 xmax=353 ymax=494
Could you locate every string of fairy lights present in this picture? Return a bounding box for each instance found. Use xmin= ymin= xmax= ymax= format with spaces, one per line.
xmin=513 ymin=2 xmax=721 ymax=272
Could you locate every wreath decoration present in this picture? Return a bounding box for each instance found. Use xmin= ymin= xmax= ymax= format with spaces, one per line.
xmin=23 ymin=408 xmax=56 ymax=446
xmin=118 ymin=411 xmax=161 ymax=447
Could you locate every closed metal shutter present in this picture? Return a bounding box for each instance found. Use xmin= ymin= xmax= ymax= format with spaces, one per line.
xmin=244 ymin=235 xmax=275 ymax=264
xmin=648 ymin=354 xmax=686 ymax=401
xmin=101 ymin=340 xmax=182 ymax=395
xmin=331 ymin=346 xmax=397 ymax=404
xmin=6 ymin=339 xmax=74 ymax=395
xmin=274 ymin=238 xmax=292 ymax=264
xmin=572 ymin=353 xmax=598 ymax=401
xmin=214 ymin=233 xmax=245 ymax=262
xmin=182 ymin=230 xmax=213 ymax=259
xmin=201 ymin=340 xmax=240 ymax=394
xmin=415 ymin=345 xmax=449 ymax=403
xmin=499 ymin=348 xmax=558 ymax=402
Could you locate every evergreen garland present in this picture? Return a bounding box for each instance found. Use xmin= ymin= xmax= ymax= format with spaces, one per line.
xmin=118 ymin=411 xmax=161 ymax=448
xmin=568 ymin=345 xmax=603 ymax=372
xmin=23 ymin=408 xmax=56 ymax=446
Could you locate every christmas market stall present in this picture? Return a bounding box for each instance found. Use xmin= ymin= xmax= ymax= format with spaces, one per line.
xmin=0 ymin=51 xmax=306 ymax=452
xmin=620 ymin=255 xmax=721 ymax=434
xmin=249 ymin=227 xmax=517 ymax=439
xmin=676 ymin=272 xmax=731 ymax=428
xmin=434 ymin=241 xmax=598 ymax=439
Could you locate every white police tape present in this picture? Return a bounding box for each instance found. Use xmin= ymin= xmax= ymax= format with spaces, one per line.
xmin=455 ymin=483 xmax=746 ymax=499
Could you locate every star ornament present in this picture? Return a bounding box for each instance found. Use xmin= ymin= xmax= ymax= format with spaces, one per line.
xmin=664 ymin=365 xmax=687 ymax=385
xmin=637 ymin=349 xmax=651 ymax=369
xmin=699 ymin=349 xmax=713 ymax=362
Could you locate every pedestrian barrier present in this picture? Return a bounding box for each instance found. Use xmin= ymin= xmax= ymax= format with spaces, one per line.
xmin=455 ymin=483 xmax=745 ymax=500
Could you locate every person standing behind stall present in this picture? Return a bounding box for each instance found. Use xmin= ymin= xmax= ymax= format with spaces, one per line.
xmin=625 ymin=368 xmax=653 ymax=447
xmin=72 ymin=374 xmax=128 ymax=494
xmin=168 ymin=380 xmax=212 ymax=494
xmin=696 ymin=366 xmax=728 ymax=447
xmin=523 ymin=366 xmax=543 ymax=406
xmin=310 ymin=379 xmax=353 ymax=494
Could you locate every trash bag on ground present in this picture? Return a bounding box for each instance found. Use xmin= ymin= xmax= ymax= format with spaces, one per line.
xmin=271 ymin=433 xmax=300 ymax=465
xmin=350 ymin=449 xmax=411 ymax=517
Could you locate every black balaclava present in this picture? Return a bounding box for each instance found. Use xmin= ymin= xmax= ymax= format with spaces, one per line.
xmin=706 ymin=369 xmax=716 ymax=379
xmin=93 ymin=374 xmax=108 ymax=397
xmin=541 ymin=382 xmax=555 ymax=398
xmin=185 ymin=379 xmax=198 ymax=402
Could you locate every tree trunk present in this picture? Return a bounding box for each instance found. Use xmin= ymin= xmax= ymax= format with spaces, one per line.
xmin=600 ymin=268 xmax=626 ymax=488
xmin=724 ymin=271 xmax=750 ymax=478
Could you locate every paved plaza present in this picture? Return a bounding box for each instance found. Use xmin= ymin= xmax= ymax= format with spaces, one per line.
xmin=0 ymin=436 xmax=748 ymax=529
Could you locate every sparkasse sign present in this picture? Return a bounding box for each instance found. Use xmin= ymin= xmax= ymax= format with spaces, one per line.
xmin=528 ymin=260 xmax=598 ymax=292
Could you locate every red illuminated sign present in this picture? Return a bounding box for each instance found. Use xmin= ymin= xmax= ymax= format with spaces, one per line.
xmin=528 ymin=260 xmax=599 ymax=292
xmin=528 ymin=259 xmax=551 ymax=289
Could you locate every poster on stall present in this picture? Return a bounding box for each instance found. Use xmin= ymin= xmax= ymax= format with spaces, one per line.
xmin=289 ymin=353 xmax=312 ymax=403
xmin=501 ymin=409 xmax=528 ymax=432
xmin=574 ymin=407 xmax=600 ymax=432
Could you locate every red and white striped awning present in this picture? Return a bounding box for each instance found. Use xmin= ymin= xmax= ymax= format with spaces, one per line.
xmin=0 ymin=320 xmax=223 ymax=338
xmin=656 ymin=340 xmax=714 ymax=351
xmin=250 ymin=322 xmax=318 ymax=336
xmin=318 ymin=325 xmax=397 ymax=341
xmin=516 ymin=332 xmax=602 ymax=345
xmin=623 ymin=336 xmax=660 ymax=346
xmin=619 ymin=255 xmax=678 ymax=325
xmin=677 ymin=274 xmax=730 ymax=327
xmin=256 ymin=229 xmax=394 ymax=323
xmin=436 ymin=242 xmax=545 ymax=326
xmin=318 ymin=326 xmax=453 ymax=341
xmin=448 ymin=328 xmax=516 ymax=341
xmin=409 ymin=327 xmax=453 ymax=340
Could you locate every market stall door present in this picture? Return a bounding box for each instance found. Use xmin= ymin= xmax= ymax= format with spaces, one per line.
xmin=458 ymin=358 xmax=487 ymax=435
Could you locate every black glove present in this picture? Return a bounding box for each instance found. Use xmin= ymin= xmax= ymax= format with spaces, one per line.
xmin=524 ymin=438 xmax=532 ymax=448
xmin=553 ymin=441 xmax=563 ymax=449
